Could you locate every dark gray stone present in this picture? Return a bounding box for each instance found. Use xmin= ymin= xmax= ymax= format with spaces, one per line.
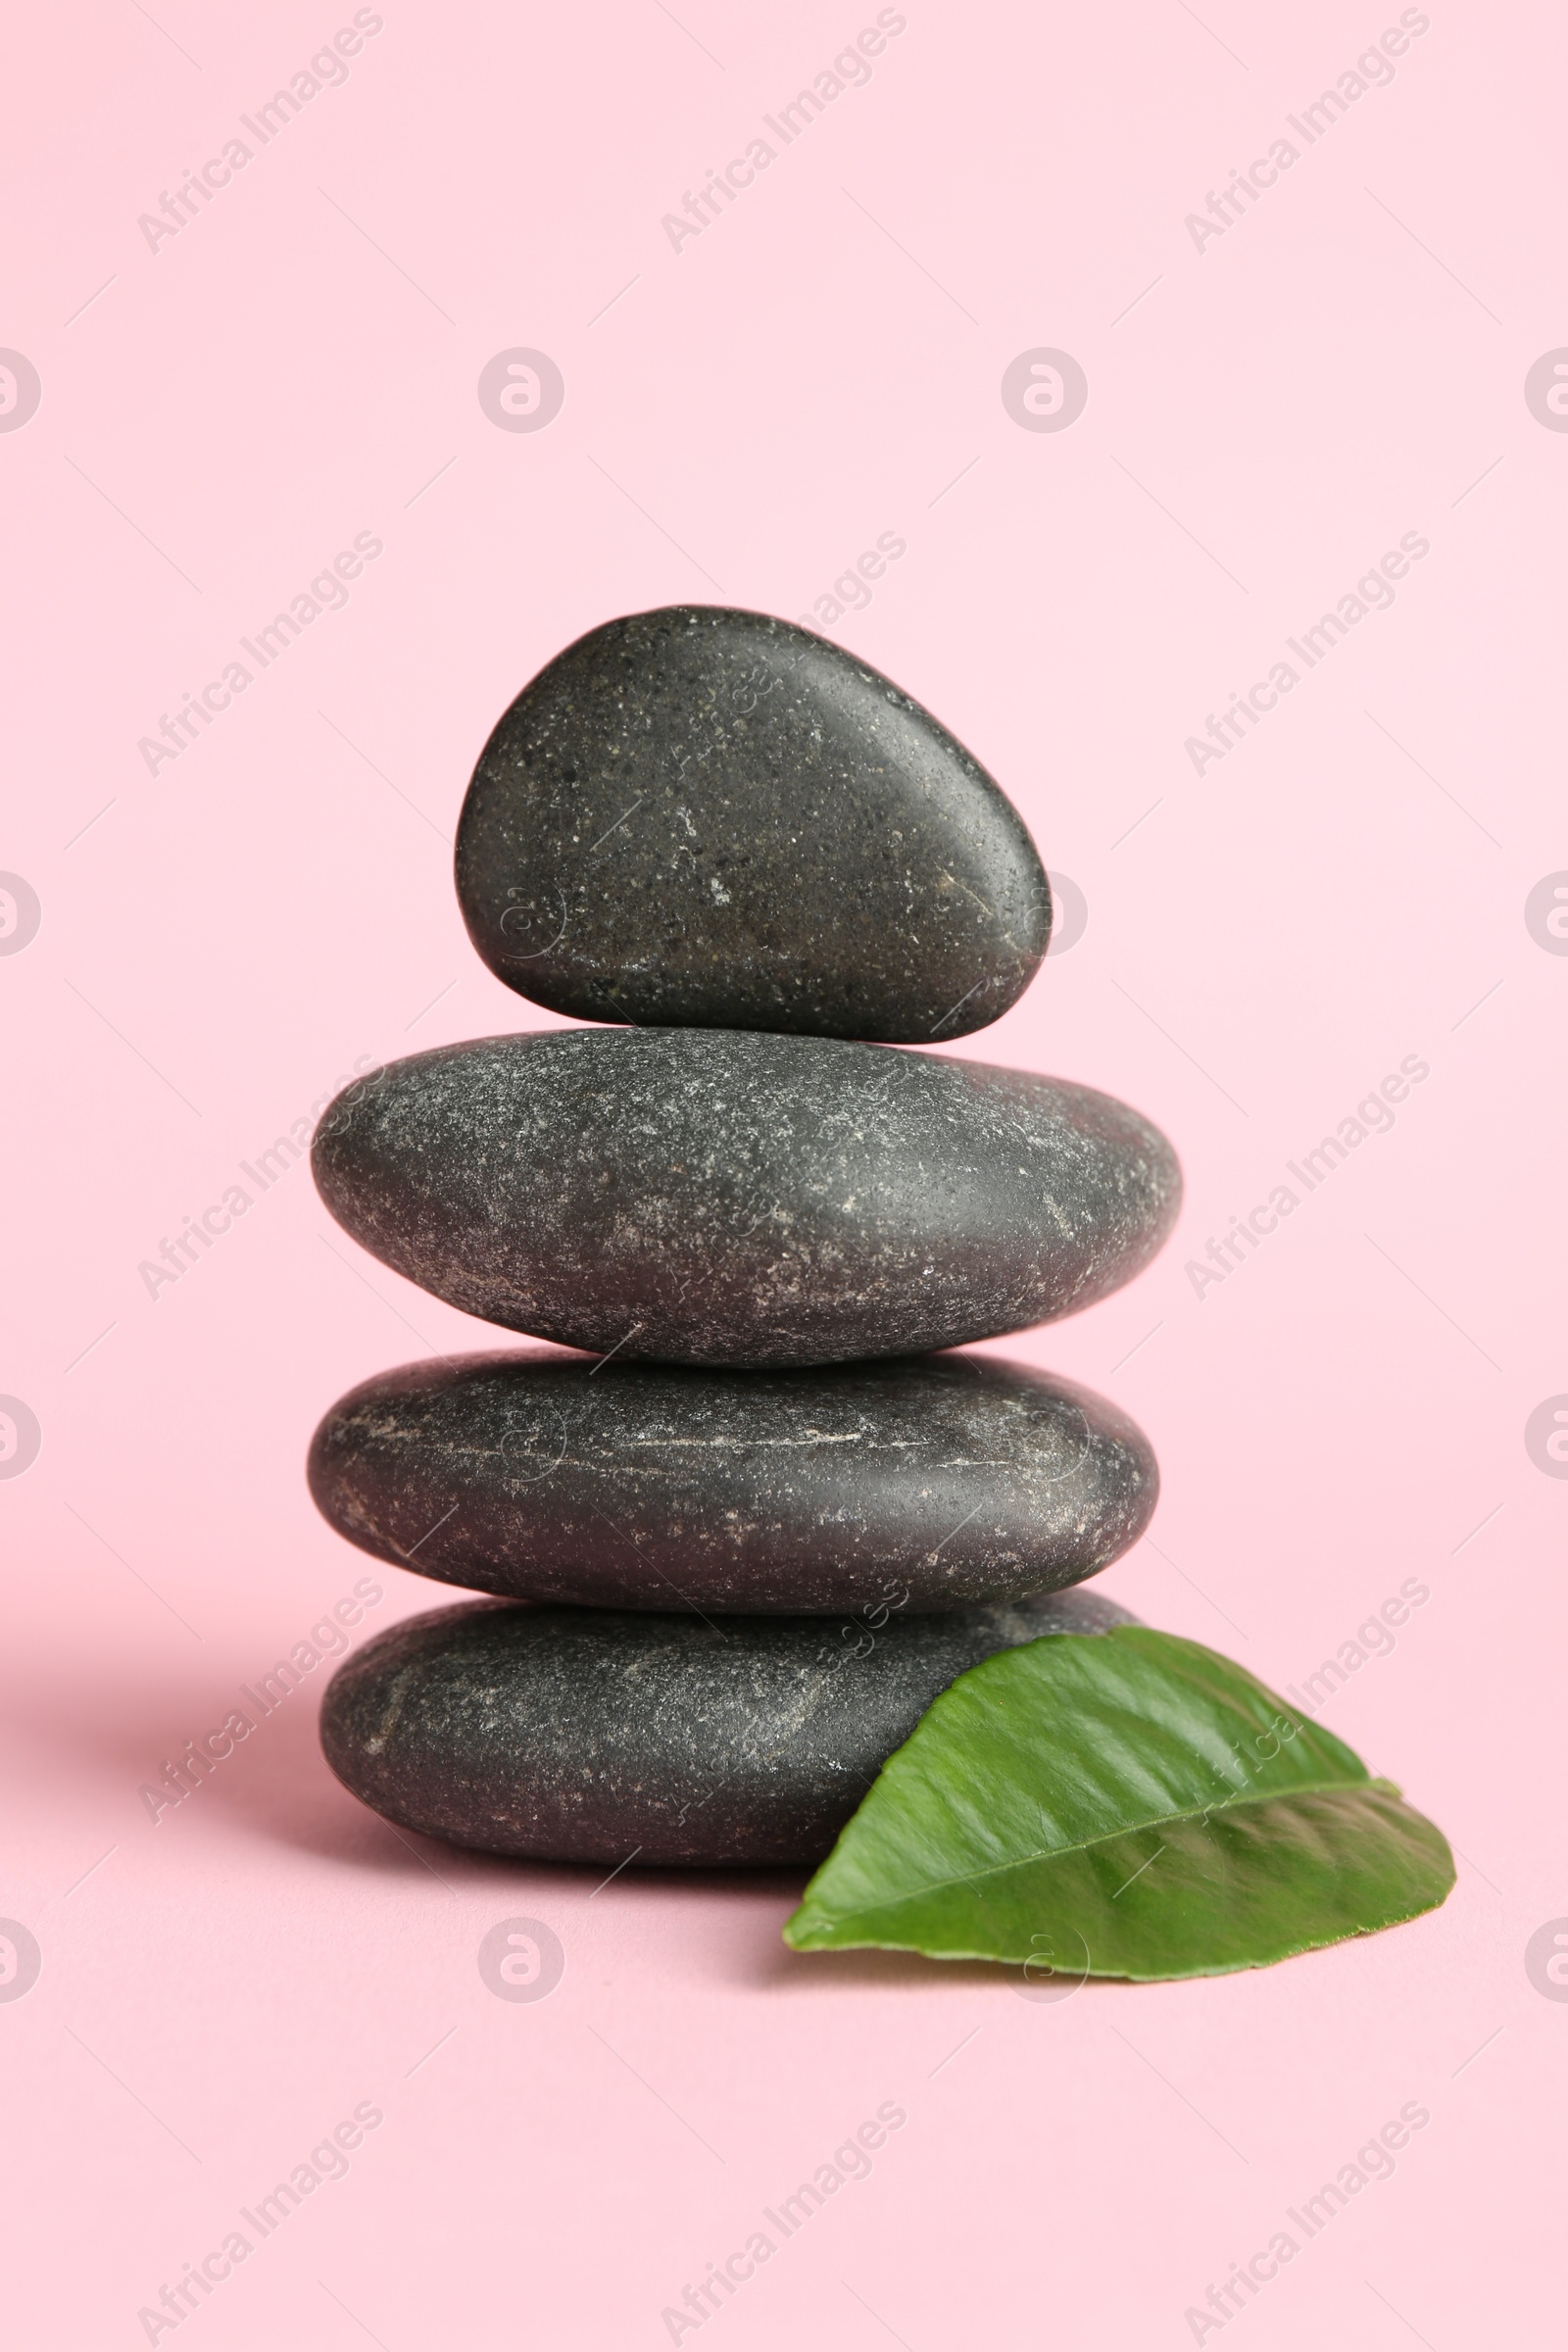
xmin=454 ymin=606 xmax=1051 ymax=1042
xmin=318 ymin=1588 xmax=1139 ymax=1866
xmin=307 ymin=1349 xmax=1157 ymax=1612
xmin=311 ymin=1029 xmax=1181 ymax=1368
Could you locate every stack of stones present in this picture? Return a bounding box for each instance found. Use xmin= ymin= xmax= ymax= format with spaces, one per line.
xmin=311 ymin=608 xmax=1182 ymax=1868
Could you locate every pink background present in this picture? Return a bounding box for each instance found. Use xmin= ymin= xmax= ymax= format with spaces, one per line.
xmin=3 ymin=1 xmax=1563 ymax=2343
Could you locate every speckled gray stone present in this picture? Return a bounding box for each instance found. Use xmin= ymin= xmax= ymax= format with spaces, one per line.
xmin=307 ymin=1349 xmax=1157 ymax=1612
xmin=454 ymin=606 xmax=1051 ymax=1041
xmin=318 ymin=1588 xmax=1140 ymax=1866
xmin=311 ymin=1029 xmax=1181 ymax=1368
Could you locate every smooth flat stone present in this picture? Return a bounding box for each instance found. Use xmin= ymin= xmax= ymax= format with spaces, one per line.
xmin=454 ymin=606 xmax=1051 ymax=1041
xmin=319 ymin=1589 xmax=1139 ymax=1866
xmin=307 ymin=1349 xmax=1157 ymax=1612
xmin=312 ymin=1029 xmax=1181 ymax=1368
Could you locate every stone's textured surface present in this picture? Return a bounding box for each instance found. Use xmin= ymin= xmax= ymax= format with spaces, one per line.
xmin=454 ymin=606 xmax=1052 ymax=1042
xmin=311 ymin=1029 xmax=1182 ymax=1368
xmin=319 ymin=1589 xmax=1140 ymax=1866
xmin=308 ymin=1348 xmax=1158 ymax=1612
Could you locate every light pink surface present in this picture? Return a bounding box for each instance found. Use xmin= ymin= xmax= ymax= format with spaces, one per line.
xmin=3 ymin=2 xmax=1562 ymax=2343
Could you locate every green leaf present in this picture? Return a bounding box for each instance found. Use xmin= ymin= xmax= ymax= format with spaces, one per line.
xmin=783 ymin=1629 xmax=1453 ymax=1980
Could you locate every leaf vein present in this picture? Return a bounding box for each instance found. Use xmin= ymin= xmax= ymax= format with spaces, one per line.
xmin=846 ymin=1776 xmax=1387 ymax=1912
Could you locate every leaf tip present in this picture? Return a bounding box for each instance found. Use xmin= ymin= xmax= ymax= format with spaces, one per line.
xmin=781 ymin=1906 xmax=831 ymax=1951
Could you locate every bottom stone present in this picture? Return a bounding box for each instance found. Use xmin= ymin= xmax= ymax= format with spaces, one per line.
xmin=319 ymin=1588 xmax=1137 ymax=1867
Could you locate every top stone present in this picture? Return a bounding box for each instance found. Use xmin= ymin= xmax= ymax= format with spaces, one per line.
xmin=454 ymin=606 xmax=1052 ymax=1041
